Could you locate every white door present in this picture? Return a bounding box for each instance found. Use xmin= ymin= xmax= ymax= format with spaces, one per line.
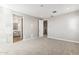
xmin=39 ymin=20 xmax=43 ymax=37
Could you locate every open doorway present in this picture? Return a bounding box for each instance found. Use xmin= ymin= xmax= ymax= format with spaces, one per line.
xmin=13 ymin=14 xmax=23 ymax=43
xmin=39 ymin=20 xmax=48 ymax=37
xmin=43 ymin=20 xmax=47 ymax=36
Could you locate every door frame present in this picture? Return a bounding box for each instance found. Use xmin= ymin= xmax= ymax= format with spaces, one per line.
xmin=13 ymin=14 xmax=23 ymax=42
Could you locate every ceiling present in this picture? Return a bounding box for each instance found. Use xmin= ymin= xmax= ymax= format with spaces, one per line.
xmin=5 ymin=4 xmax=79 ymax=19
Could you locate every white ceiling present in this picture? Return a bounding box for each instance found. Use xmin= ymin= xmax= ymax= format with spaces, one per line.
xmin=6 ymin=4 xmax=79 ymax=19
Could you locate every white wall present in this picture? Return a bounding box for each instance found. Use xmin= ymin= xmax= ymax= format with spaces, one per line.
xmin=22 ymin=13 xmax=39 ymax=40
xmin=39 ymin=20 xmax=43 ymax=37
xmin=0 ymin=7 xmax=39 ymax=44
xmin=48 ymin=11 xmax=79 ymax=42
xmin=0 ymin=7 xmax=13 ymax=44
xmin=11 ymin=9 xmax=39 ymax=41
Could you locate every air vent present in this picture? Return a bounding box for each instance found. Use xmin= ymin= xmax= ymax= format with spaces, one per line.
xmin=52 ymin=11 xmax=57 ymax=13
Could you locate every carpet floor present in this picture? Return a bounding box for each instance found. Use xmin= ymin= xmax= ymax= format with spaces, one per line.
xmin=0 ymin=37 xmax=79 ymax=55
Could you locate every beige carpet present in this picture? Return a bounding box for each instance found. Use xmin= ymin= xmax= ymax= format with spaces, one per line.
xmin=0 ymin=37 xmax=79 ymax=55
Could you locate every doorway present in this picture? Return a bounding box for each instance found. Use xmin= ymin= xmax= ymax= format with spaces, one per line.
xmin=43 ymin=20 xmax=47 ymax=36
xmin=39 ymin=20 xmax=48 ymax=37
xmin=13 ymin=14 xmax=23 ymax=43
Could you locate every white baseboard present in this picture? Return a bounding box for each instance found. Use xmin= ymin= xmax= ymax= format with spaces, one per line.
xmin=48 ymin=36 xmax=79 ymax=43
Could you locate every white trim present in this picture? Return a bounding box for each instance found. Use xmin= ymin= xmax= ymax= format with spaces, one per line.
xmin=48 ymin=36 xmax=79 ymax=43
